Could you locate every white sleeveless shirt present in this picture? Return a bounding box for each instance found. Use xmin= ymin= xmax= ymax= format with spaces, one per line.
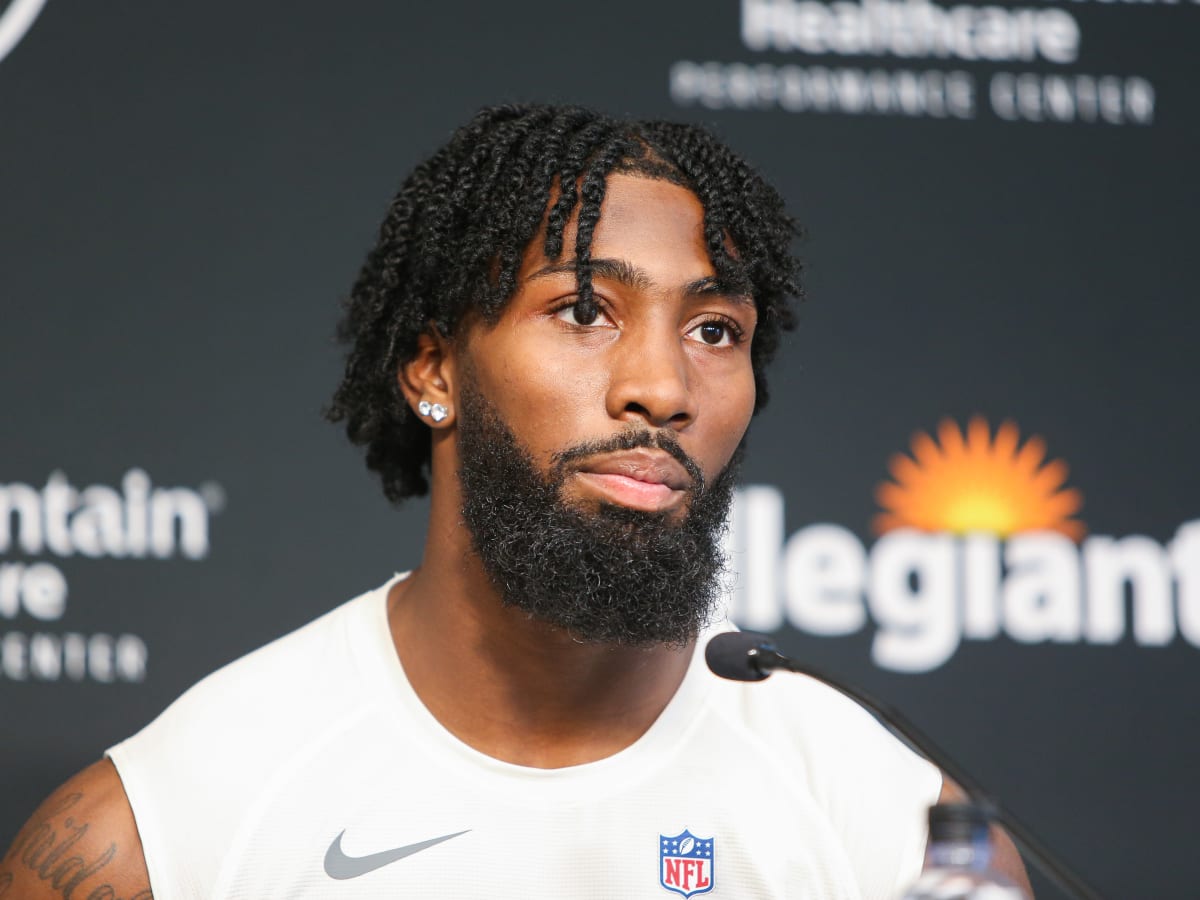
xmin=107 ymin=576 xmax=940 ymax=899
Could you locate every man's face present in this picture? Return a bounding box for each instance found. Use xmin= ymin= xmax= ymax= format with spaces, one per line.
xmin=451 ymin=174 xmax=759 ymax=645
xmin=458 ymin=174 xmax=757 ymax=505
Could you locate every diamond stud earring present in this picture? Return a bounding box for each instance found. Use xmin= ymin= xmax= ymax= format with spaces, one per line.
xmin=417 ymin=400 xmax=448 ymax=423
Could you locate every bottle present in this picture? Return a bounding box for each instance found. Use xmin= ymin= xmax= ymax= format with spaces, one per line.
xmin=899 ymin=802 xmax=1029 ymax=899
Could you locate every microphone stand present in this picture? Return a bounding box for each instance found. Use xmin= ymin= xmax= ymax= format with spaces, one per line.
xmin=740 ymin=639 xmax=1105 ymax=900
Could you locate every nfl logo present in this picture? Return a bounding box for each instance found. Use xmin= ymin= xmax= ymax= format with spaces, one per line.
xmin=659 ymin=829 xmax=714 ymax=898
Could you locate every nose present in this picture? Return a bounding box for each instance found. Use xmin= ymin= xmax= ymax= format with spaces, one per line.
xmin=605 ymin=327 xmax=697 ymax=430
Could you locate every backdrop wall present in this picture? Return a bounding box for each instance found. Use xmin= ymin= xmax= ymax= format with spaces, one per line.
xmin=2 ymin=1 xmax=1197 ymax=896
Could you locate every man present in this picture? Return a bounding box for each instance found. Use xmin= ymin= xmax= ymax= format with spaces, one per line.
xmin=2 ymin=104 xmax=1030 ymax=899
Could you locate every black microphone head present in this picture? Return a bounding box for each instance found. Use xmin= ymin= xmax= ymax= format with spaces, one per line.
xmin=705 ymin=631 xmax=776 ymax=682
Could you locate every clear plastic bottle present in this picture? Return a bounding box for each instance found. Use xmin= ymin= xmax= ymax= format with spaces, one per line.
xmin=900 ymin=803 xmax=1029 ymax=900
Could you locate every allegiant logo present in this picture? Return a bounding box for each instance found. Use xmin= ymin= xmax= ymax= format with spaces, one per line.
xmin=724 ymin=417 xmax=1199 ymax=672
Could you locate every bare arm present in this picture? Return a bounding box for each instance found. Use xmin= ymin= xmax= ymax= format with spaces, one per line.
xmin=0 ymin=759 xmax=152 ymax=900
xmin=938 ymin=777 xmax=1034 ymax=898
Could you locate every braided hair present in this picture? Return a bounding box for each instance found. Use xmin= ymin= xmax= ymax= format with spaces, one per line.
xmin=328 ymin=104 xmax=802 ymax=503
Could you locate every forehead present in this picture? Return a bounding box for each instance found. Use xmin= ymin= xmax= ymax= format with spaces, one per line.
xmin=518 ymin=174 xmax=714 ymax=284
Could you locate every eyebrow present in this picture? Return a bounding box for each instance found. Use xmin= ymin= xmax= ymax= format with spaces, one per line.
xmin=530 ymin=257 xmax=753 ymax=306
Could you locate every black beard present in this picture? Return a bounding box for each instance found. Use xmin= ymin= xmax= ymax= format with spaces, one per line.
xmin=456 ymin=383 xmax=741 ymax=648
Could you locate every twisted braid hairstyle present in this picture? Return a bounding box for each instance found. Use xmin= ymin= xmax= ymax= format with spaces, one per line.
xmin=328 ymin=103 xmax=802 ymax=503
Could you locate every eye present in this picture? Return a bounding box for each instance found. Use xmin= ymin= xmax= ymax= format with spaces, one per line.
xmin=555 ymin=298 xmax=612 ymax=328
xmin=686 ymin=318 xmax=741 ymax=347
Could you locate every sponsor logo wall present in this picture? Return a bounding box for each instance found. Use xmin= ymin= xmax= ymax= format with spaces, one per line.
xmin=671 ymin=0 xmax=1165 ymax=123
xmin=1 ymin=1 xmax=1195 ymax=896
xmin=0 ymin=470 xmax=222 ymax=683
xmin=726 ymin=419 xmax=1199 ymax=672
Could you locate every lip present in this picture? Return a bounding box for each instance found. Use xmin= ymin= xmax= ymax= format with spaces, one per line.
xmin=572 ymin=449 xmax=692 ymax=513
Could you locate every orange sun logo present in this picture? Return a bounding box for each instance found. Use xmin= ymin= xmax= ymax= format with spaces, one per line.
xmin=873 ymin=417 xmax=1085 ymax=540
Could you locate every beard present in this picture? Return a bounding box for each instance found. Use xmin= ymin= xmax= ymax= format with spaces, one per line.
xmin=456 ymin=381 xmax=741 ymax=648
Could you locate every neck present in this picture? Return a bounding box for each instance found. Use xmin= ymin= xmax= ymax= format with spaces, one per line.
xmin=387 ymin=485 xmax=694 ymax=768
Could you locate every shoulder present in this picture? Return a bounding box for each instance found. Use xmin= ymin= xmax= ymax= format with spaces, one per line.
xmin=111 ymin=579 xmax=392 ymax=787
xmin=124 ymin=580 xmax=387 ymax=752
xmin=103 ymin=580 xmax=395 ymax=893
xmin=706 ymin=658 xmax=921 ymax=761
xmin=1 ymin=759 xmax=151 ymax=900
xmin=702 ymin=653 xmax=943 ymax=899
xmin=710 ymin=660 xmax=941 ymax=795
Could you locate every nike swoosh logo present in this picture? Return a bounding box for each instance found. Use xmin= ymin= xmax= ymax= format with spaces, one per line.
xmin=324 ymin=828 xmax=470 ymax=880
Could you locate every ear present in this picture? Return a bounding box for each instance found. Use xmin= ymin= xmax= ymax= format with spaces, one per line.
xmin=398 ymin=328 xmax=457 ymax=428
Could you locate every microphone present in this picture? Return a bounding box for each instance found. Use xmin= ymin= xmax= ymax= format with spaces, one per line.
xmin=705 ymin=631 xmax=791 ymax=682
xmin=705 ymin=631 xmax=1104 ymax=900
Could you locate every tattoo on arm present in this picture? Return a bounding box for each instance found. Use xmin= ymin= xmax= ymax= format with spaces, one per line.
xmin=0 ymin=792 xmax=152 ymax=899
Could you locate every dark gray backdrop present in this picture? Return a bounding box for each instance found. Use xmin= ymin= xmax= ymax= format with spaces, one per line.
xmin=2 ymin=1 xmax=1197 ymax=897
